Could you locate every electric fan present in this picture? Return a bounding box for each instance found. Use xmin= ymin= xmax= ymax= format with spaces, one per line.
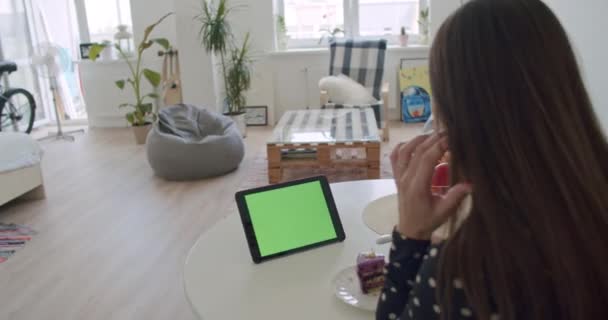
xmin=30 ymin=42 xmax=84 ymax=142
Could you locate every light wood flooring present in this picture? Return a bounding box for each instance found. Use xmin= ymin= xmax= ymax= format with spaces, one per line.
xmin=0 ymin=122 xmax=421 ymax=320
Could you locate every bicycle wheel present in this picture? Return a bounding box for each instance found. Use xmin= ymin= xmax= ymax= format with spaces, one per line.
xmin=0 ymin=88 xmax=36 ymax=134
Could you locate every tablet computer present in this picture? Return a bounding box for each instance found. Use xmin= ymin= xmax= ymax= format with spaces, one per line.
xmin=235 ymin=176 xmax=346 ymax=264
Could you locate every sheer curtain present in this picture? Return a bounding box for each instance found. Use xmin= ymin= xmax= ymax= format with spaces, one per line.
xmin=29 ymin=0 xmax=85 ymax=120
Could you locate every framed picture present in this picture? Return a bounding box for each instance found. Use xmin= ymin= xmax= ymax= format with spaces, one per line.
xmin=245 ymin=106 xmax=268 ymax=126
xmin=80 ymin=43 xmax=95 ymax=60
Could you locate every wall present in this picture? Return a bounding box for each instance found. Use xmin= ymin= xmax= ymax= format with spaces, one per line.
xmin=130 ymin=0 xmax=177 ymax=44
xmin=545 ymin=0 xmax=608 ymax=129
xmin=429 ymin=0 xmax=462 ymax=37
xmin=173 ymin=0 xmax=217 ymax=109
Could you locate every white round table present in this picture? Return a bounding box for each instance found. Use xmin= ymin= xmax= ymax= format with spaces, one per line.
xmin=184 ymin=179 xmax=397 ymax=320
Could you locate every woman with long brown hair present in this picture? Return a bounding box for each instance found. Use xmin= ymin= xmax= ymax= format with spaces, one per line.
xmin=377 ymin=0 xmax=608 ymax=319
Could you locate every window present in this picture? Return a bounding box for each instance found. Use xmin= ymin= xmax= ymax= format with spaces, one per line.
xmin=278 ymin=0 xmax=424 ymax=48
xmin=358 ymin=0 xmax=420 ymax=36
xmin=81 ymin=0 xmax=132 ymax=44
xmin=283 ymin=0 xmax=344 ymax=40
xmin=0 ymin=0 xmax=49 ymax=124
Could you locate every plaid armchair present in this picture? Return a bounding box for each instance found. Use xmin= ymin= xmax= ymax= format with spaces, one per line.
xmin=321 ymin=39 xmax=390 ymax=141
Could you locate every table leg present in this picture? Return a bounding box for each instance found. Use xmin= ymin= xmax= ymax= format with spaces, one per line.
xmin=267 ymin=145 xmax=282 ymax=184
xmin=367 ymin=143 xmax=381 ymax=179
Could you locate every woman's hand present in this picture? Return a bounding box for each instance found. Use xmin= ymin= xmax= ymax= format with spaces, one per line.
xmin=390 ymin=134 xmax=471 ymax=240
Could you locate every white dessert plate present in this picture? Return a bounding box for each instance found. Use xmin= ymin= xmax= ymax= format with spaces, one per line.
xmin=332 ymin=265 xmax=380 ymax=312
xmin=362 ymin=194 xmax=398 ymax=235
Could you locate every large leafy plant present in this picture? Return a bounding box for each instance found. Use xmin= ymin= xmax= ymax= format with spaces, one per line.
xmin=196 ymin=0 xmax=253 ymax=115
xmin=91 ymin=13 xmax=173 ymax=126
xmin=225 ymin=33 xmax=252 ymax=111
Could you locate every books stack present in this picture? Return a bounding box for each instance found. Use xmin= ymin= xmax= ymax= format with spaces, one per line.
xmin=0 ymin=223 xmax=37 ymax=264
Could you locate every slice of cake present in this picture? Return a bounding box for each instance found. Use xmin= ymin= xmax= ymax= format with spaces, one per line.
xmin=356 ymin=251 xmax=386 ymax=294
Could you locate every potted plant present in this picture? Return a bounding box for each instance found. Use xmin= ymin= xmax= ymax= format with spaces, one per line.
xmin=196 ymin=0 xmax=253 ymax=137
xmin=276 ymin=15 xmax=289 ymax=51
xmin=399 ymin=27 xmax=409 ymax=47
xmin=418 ymin=7 xmax=430 ymax=44
xmin=225 ymin=33 xmax=253 ymax=136
xmin=90 ymin=13 xmax=173 ymax=144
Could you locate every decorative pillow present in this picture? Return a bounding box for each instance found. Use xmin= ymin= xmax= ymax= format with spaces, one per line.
xmin=319 ymin=74 xmax=378 ymax=105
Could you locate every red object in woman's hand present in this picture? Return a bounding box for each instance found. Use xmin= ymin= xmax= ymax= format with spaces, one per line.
xmin=431 ymin=163 xmax=450 ymax=195
xmin=390 ymin=135 xmax=471 ymax=240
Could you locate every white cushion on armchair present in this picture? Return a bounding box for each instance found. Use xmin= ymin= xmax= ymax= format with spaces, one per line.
xmin=319 ymin=74 xmax=379 ymax=106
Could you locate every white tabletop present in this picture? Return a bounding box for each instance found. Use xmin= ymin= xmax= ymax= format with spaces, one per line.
xmin=184 ymin=179 xmax=397 ymax=320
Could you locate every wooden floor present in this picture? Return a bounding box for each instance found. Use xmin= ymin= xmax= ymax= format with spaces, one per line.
xmin=0 ymin=122 xmax=421 ymax=320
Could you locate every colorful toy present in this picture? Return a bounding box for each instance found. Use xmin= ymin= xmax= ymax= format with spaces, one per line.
xmin=402 ymin=86 xmax=432 ymax=123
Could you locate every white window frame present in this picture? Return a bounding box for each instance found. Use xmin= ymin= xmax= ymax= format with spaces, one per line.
xmin=74 ymin=0 xmax=132 ymax=44
xmin=276 ymin=0 xmax=426 ymax=49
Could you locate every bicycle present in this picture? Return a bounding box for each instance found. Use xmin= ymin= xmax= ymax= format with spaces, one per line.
xmin=0 ymin=61 xmax=36 ymax=134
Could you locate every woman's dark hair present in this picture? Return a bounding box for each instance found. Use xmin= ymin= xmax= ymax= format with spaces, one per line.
xmin=430 ymin=0 xmax=608 ymax=319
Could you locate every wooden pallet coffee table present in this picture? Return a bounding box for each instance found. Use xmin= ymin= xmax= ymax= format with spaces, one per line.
xmin=267 ymin=108 xmax=381 ymax=184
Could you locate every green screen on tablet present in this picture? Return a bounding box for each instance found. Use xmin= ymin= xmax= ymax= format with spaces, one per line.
xmin=236 ymin=176 xmax=345 ymax=262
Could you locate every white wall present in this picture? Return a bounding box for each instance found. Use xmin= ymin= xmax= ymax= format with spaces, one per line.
xmin=429 ymin=0 xmax=462 ymax=37
xmin=173 ymin=0 xmax=217 ymax=109
xmin=130 ymin=0 xmax=177 ymax=44
xmin=545 ymin=0 xmax=608 ymax=129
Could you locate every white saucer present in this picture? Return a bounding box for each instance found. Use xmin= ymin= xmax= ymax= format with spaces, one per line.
xmin=362 ymin=194 xmax=398 ymax=235
xmin=332 ymin=266 xmax=380 ymax=312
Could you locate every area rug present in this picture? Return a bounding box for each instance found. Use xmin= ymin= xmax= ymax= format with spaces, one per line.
xmin=237 ymin=150 xmax=395 ymax=191
xmin=0 ymin=223 xmax=36 ymax=263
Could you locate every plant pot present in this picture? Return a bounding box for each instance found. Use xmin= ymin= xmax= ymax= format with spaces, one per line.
xmin=226 ymin=113 xmax=247 ymax=138
xmin=277 ymin=34 xmax=290 ymax=51
xmin=132 ymin=123 xmax=152 ymax=145
xmin=100 ymin=45 xmax=115 ymax=61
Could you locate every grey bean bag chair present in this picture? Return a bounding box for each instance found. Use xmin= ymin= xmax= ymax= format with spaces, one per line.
xmin=146 ymin=104 xmax=245 ymax=181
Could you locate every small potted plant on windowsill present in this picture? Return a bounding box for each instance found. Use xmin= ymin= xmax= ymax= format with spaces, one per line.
xmin=90 ymin=13 xmax=173 ymax=145
xmin=418 ymin=7 xmax=430 ymax=45
xmin=276 ymin=15 xmax=290 ymax=51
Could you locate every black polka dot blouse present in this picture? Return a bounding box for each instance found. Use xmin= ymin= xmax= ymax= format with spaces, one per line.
xmin=376 ymin=229 xmax=499 ymax=320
